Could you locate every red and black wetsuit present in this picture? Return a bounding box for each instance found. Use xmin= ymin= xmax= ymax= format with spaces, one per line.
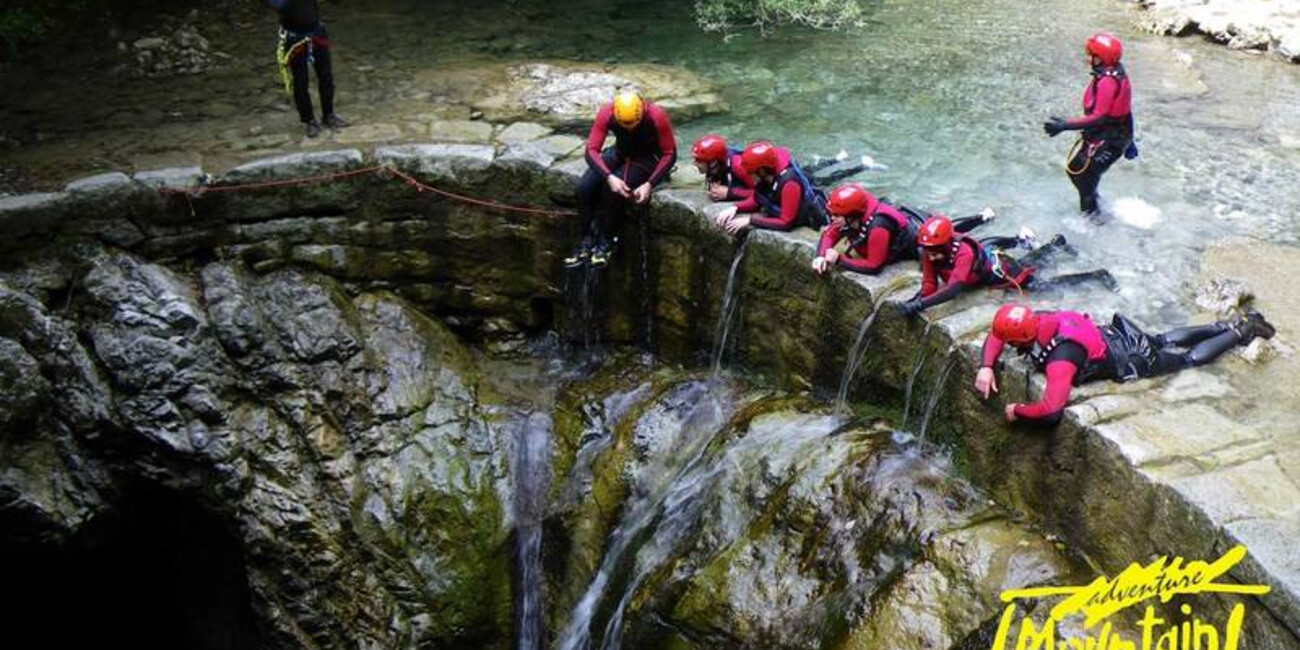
xmin=272 ymin=0 xmax=334 ymax=124
xmin=1065 ymin=64 xmax=1133 ymax=213
xmin=817 ymin=203 xmax=917 ymax=274
xmin=982 ymin=311 xmax=1243 ymax=424
xmin=917 ymin=235 xmax=1032 ymax=310
xmin=575 ymin=101 xmax=677 ymax=241
xmin=734 ymin=148 xmax=820 ymax=231
xmin=705 ymin=152 xmax=754 ymax=201
xmin=981 ymin=311 xmax=1110 ymax=423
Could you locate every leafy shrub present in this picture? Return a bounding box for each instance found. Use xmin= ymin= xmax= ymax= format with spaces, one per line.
xmin=694 ymin=0 xmax=864 ymax=32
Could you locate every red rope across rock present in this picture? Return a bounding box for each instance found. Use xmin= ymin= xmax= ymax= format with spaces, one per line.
xmin=155 ymin=164 xmax=577 ymax=218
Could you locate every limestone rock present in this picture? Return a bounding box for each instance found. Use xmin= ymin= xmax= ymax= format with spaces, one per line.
xmin=470 ymin=61 xmax=726 ymax=127
xmin=495 ymin=121 xmax=553 ymax=145
xmin=428 ymin=119 xmax=494 ymax=143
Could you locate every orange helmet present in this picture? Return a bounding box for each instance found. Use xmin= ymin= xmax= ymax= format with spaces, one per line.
xmin=992 ymin=303 xmax=1040 ymax=345
xmin=1085 ymin=32 xmax=1123 ymax=66
xmin=692 ymin=135 xmax=729 ymax=163
xmin=613 ymin=90 xmax=645 ymax=129
xmin=740 ymin=141 xmax=780 ymax=173
xmin=826 ymin=183 xmax=878 ymax=218
xmin=917 ymin=216 xmax=954 ymax=248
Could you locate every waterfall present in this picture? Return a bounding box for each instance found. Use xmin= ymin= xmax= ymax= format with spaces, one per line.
xmin=899 ymin=322 xmax=935 ymax=429
xmin=917 ymin=347 xmax=958 ymax=444
xmin=711 ymin=238 xmax=750 ymax=375
xmin=638 ymin=216 xmax=654 ymax=351
xmin=514 ymin=412 xmax=552 ymax=650
xmin=833 ymin=298 xmax=890 ymax=417
xmin=556 ymin=380 xmax=734 ymax=650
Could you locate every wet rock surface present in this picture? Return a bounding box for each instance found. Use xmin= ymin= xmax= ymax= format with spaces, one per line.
xmin=0 ymin=146 xmax=1296 ymax=648
xmin=1134 ymin=0 xmax=1300 ymax=62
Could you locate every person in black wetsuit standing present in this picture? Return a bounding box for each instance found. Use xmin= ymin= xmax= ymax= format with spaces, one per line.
xmin=269 ymin=0 xmax=348 ymax=138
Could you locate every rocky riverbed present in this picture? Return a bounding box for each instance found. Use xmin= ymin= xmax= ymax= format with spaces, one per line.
xmin=1131 ymin=0 xmax=1300 ymax=62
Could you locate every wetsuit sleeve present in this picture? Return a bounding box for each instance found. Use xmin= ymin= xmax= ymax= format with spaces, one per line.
xmin=1014 ymin=342 xmax=1086 ymax=422
xmin=920 ymin=255 xmax=938 ymax=297
xmin=735 ymin=194 xmax=759 ymax=213
xmin=749 ymin=181 xmax=803 ymax=231
xmin=645 ymin=106 xmax=677 ymax=186
xmin=1065 ymin=76 xmax=1119 ymax=130
xmin=727 ymin=163 xmax=755 ymax=201
xmin=584 ymin=105 xmax=615 ymax=177
xmin=817 ymin=225 xmax=843 ymax=257
xmin=836 ymin=227 xmax=891 ymax=274
xmin=726 ymin=185 xmax=754 ymax=201
xmin=980 ymin=334 xmax=1006 ymax=369
xmin=917 ymin=247 xmax=973 ymax=308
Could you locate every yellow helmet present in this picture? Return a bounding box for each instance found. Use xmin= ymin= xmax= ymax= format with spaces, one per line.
xmin=612 ymin=90 xmax=645 ymax=129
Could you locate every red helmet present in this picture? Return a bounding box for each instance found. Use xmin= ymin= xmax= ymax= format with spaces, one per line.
xmin=740 ymin=141 xmax=779 ymax=173
xmin=917 ymin=216 xmax=954 ymax=248
xmin=692 ymin=135 xmax=729 ymax=163
xmin=827 ymin=184 xmax=878 ymax=218
xmin=992 ymin=303 xmax=1040 ymax=345
xmin=1085 ymin=32 xmax=1123 ymax=66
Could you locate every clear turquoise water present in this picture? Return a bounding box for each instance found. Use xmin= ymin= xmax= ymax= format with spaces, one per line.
xmin=405 ymin=0 xmax=1300 ymax=325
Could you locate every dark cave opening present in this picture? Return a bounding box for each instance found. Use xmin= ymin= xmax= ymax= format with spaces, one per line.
xmin=1 ymin=483 xmax=265 ymax=650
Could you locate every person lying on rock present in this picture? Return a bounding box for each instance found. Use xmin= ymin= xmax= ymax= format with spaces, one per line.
xmin=692 ymin=134 xmax=756 ymax=203
xmin=1043 ymin=32 xmax=1136 ymax=218
xmin=896 ymin=216 xmax=1117 ymax=317
xmin=566 ymin=89 xmax=677 ymax=269
xmin=812 ymin=183 xmax=997 ymax=276
xmin=713 ymin=141 xmax=830 ymax=235
xmin=269 ymin=0 xmax=348 ymax=138
xmin=975 ymin=303 xmax=1274 ymax=425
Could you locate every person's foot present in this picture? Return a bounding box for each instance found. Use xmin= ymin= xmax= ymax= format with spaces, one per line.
xmin=1233 ymin=309 xmax=1276 ymax=344
xmin=1016 ymin=226 xmax=1039 ymax=250
xmin=305 ymin=120 xmax=323 ymax=138
xmin=323 ymin=114 xmax=349 ymax=129
xmin=564 ymin=239 xmax=593 ymax=269
xmin=589 ymin=240 xmax=613 ymax=268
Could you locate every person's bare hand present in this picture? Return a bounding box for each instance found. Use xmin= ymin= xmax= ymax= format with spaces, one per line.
xmin=632 ymin=183 xmax=652 ymax=204
xmin=974 ymin=367 xmax=998 ymax=400
xmin=812 ymin=257 xmax=830 ymax=274
xmin=1004 ymin=403 xmax=1018 ymax=422
xmin=607 ymin=175 xmax=631 ymax=198
xmin=725 ymin=216 xmax=751 ymax=236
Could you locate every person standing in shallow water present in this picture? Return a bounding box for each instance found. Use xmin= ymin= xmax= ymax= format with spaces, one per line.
xmin=1044 ymin=32 xmax=1135 ymax=217
xmin=566 ymin=89 xmax=677 ymax=269
xmin=269 ymin=0 xmax=348 ymax=138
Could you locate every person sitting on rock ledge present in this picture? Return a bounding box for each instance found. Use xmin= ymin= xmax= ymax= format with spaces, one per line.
xmin=714 ymin=141 xmax=830 ymax=235
xmin=975 ymin=303 xmax=1275 ymax=425
xmin=269 ymin=0 xmax=349 ymax=138
xmin=813 ymin=183 xmax=996 ymax=276
xmin=896 ymin=216 xmax=1117 ymax=317
xmin=692 ymin=134 xmax=755 ymax=203
xmin=566 ymin=89 xmax=677 ymax=269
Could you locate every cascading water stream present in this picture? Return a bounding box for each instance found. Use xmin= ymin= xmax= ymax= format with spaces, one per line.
xmin=900 ymin=321 xmax=935 ymax=429
xmin=557 ymin=380 xmax=734 ymax=650
xmin=513 ymin=412 xmax=552 ymax=650
xmin=917 ymin=346 xmax=958 ymax=444
xmin=833 ymin=297 xmax=892 ymax=418
xmin=585 ymin=411 xmax=841 ymax=650
xmin=710 ymin=237 xmax=750 ymax=376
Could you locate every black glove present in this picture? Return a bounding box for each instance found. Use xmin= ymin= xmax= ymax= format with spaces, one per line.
xmin=897 ymin=298 xmax=924 ymax=318
xmin=1043 ymin=117 xmax=1068 ymax=137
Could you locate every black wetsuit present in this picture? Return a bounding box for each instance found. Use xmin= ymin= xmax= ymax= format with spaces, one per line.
xmin=273 ymin=0 xmax=335 ymax=124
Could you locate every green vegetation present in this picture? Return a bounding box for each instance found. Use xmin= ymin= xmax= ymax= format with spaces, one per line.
xmin=694 ymin=0 xmax=864 ymax=32
xmin=0 ymin=0 xmax=90 ymax=59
